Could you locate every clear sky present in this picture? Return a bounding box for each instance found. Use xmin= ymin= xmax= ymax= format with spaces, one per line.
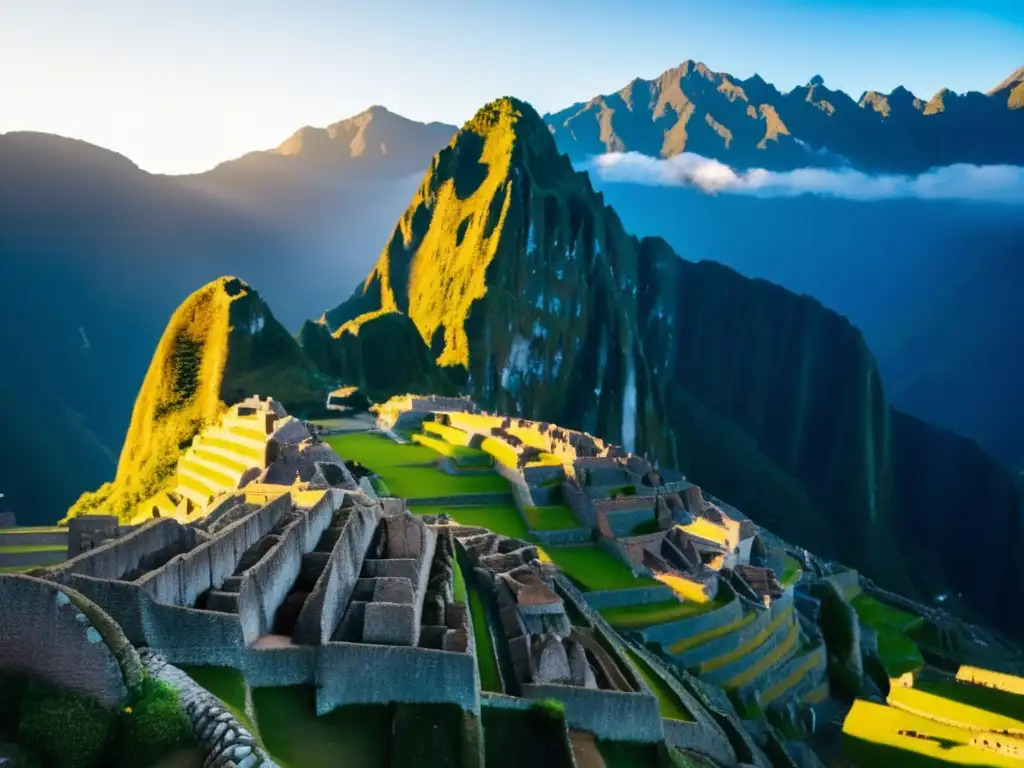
xmin=1 ymin=0 xmax=1021 ymax=174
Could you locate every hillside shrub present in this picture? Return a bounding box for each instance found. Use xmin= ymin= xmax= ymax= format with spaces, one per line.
xmin=18 ymin=682 xmax=116 ymax=768
xmin=115 ymin=675 xmax=192 ymax=767
xmin=530 ymin=697 xmax=566 ymax=723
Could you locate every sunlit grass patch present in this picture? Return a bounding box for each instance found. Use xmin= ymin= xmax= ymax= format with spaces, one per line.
xmin=522 ymin=505 xmax=580 ymax=531
xmin=539 ymin=545 xmax=657 ymax=592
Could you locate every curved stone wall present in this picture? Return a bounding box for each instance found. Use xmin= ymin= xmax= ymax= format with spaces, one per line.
xmin=0 ymin=574 xmax=138 ymax=706
xmin=140 ymin=650 xmax=279 ymax=768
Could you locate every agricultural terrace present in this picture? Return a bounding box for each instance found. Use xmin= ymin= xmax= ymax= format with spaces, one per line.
xmin=413 ymin=504 xmax=528 ymax=540
xmin=324 ymin=432 xmax=510 ymax=499
xmin=521 ymin=505 xmax=581 ymax=531
xmin=852 ymin=594 xmax=925 ymax=677
xmin=621 ymin=647 xmax=695 ymax=722
xmin=843 ymin=697 xmax=1024 ymax=768
xmin=538 ymin=545 xmax=658 ymax=592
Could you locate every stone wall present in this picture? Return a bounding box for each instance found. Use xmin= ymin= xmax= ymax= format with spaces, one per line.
xmin=136 ymin=494 xmax=292 ymax=607
xmin=529 ymin=528 xmax=592 ymax=547
xmin=0 ymin=575 xmax=133 ymax=706
xmin=243 ymin=646 xmax=316 ymax=688
xmin=315 ymin=642 xmax=479 ymax=715
xmin=821 ymin=569 xmax=860 ymax=601
xmin=237 ymin=492 xmax=335 ymax=644
xmin=700 ymin=614 xmax=796 ymax=687
xmin=294 ymin=501 xmax=381 ymax=645
xmin=583 ymin=585 xmax=676 ymax=610
xmin=563 ymin=481 xmax=596 ymax=530
xmin=57 ymin=517 xmax=196 ymax=581
xmin=672 ymin=590 xmax=793 ymax=668
xmin=140 ymin=650 xmax=279 ymax=768
xmin=520 ymin=682 xmax=663 ymax=743
xmin=0 ymin=548 xmax=67 ymax=568
xmin=0 ymin=529 xmax=68 ymax=548
xmin=638 ymin=593 xmax=745 ymax=649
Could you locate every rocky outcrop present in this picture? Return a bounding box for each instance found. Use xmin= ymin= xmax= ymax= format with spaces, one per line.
xmin=317 ymin=97 xmax=1022 ymax=637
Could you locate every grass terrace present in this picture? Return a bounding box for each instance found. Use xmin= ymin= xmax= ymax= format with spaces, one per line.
xmin=853 ymin=594 xmax=925 ymax=676
xmin=539 ymin=545 xmax=658 ymax=592
xmin=666 ymin=608 xmax=758 ymax=656
xmin=915 ymin=679 xmax=1024 ymax=722
xmin=466 ymin=571 xmax=502 ymax=693
xmin=325 ymin=432 xmax=510 ymax=499
xmin=522 ymin=505 xmax=581 ymax=531
xmin=888 ymin=685 xmax=1024 ymax=733
xmin=601 ymin=589 xmax=730 ymax=630
xmin=622 ymin=647 xmax=695 ymax=722
xmin=413 ymin=504 xmax=527 ymax=540
xmin=411 ymin=433 xmax=493 ymax=468
xmin=777 ymin=554 xmax=803 ymax=588
xmin=0 ymin=545 xmax=67 ymax=554
xmin=251 ymin=686 xmax=392 ymax=768
xmin=843 ymin=698 xmax=1023 ymax=768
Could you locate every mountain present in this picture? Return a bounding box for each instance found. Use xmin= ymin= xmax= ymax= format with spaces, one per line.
xmin=0 ymin=116 xmax=447 ymax=523
xmin=318 ymin=97 xmax=1023 ymax=638
xmin=187 ymin=106 xmax=456 ymax=202
xmin=592 ymin=182 xmax=1024 ymax=472
xmin=67 ymin=276 xmax=329 ymax=522
xmin=545 ymin=60 xmax=1024 ymax=173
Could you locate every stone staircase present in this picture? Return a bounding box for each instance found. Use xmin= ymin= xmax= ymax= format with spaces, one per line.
xmin=174 ymin=411 xmax=276 ymax=508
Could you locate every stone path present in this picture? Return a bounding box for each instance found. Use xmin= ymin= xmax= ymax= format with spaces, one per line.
xmin=139 ymin=650 xmax=279 ymax=768
xmin=569 ymin=730 xmax=607 ymax=768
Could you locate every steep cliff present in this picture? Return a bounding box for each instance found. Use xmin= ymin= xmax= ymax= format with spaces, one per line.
xmin=320 ymin=97 xmax=1022 ymax=635
xmin=68 ymin=277 xmax=329 ymax=521
xmin=299 ymin=311 xmax=456 ymax=403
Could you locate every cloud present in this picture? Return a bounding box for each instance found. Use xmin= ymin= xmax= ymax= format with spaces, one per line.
xmin=589 ymin=152 xmax=1024 ymax=205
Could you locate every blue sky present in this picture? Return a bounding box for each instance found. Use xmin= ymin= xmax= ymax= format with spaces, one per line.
xmin=1 ymin=0 xmax=1021 ymax=174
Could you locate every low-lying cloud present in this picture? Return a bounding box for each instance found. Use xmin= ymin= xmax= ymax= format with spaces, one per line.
xmin=590 ymin=152 xmax=1024 ymax=204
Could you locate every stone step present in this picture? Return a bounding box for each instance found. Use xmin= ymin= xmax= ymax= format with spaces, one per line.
xmin=190 ymin=446 xmax=250 ymax=476
xmin=177 ymin=474 xmax=215 ymax=508
xmin=179 ymin=456 xmax=237 ymax=492
xmin=236 ymin=535 xmax=280 ymax=573
xmin=196 ymin=434 xmax=265 ymax=465
xmin=207 ymin=426 xmax=265 ymax=453
xmin=220 ymin=575 xmax=243 ymax=594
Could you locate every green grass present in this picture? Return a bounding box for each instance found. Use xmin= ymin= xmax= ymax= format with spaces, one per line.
xmin=0 ymin=564 xmax=48 ymax=573
xmin=522 ymin=505 xmax=581 ymax=531
xmin=464 ymin=567 xmax=502 ymax=693
xmin=888 ymin=685 xmax=1024 ymax=733
xmin=853 ymin=594 xmax=924 ymax=633
xmin=1 ymin=526 xmax=65 ymax=533
xmin=411 ymin=433 xmax=493 ymax=467
xmin=0 ymin=544 xmax=66 ymax=554
xmin=622 ymin=647 xmax=695 ymax=721
xmin=914 ymin=680 xmax=1024 ymax=723
xmin=851 ymin=594 xmax=924 ymax=677
xmin=412 ymin=504 xmax=527 ymax=540
xmin=541 ymin=545 xmax=657 ymax=592
xmin=251 ymin=686 xmax=391 ymax=768
xmin=876 ymin=628 xmax=925 ymax=677
xmin=452 ymin=555 xmax=468 ymax=604
xmin=600 ymin=592 xmax=728 ymax=629
xmin=778 ymin=554 xmax=803 ymax=587
xmin=842 ymin=698 xmax=1023 ymax=767
xmin=326 ymin=433 xmax=510 ymax=499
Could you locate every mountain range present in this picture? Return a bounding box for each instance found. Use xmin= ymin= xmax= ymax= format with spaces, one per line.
xmin=547 ymin=60 xmax=1024 ymax=172
xmin=73 ymin=97 xmax=1022 ymax=644
xmin=1 ymin=58 xmax=1021 ymax=530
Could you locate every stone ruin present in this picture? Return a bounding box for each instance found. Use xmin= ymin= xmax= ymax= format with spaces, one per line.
xmin=457 ymin=530 xmax=632 ymax=695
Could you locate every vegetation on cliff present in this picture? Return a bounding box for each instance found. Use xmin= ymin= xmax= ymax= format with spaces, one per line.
xmin=67 ymin=277 xmax=329 ymax=522
xmin=318 ymin=97 xmax=1022 ymax=638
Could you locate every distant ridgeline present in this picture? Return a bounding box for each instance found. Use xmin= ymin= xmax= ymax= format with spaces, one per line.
xmin=312 ymin=97 xmax=1023 ymax=641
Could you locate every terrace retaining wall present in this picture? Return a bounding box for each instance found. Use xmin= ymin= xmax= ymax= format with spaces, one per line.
xmin=638 ymin=594 xmax=745 ymax=649
xmin=584 ymin=585 xmax=676 ymax=609
xmin=520 ymin=683 xmax=663 ymax=743
xmin=672 ymin=591 xmax=794 ymax=669
xmin=0 ymin=548 xmax=67 ymax=568
xmin=315 ymin=642 xmax=479 ymax=714
xmin=700 ymin=615 xmax=797 ymax=687
xmin=57 ymin=517 xmax=195 ymax=581
xmin=529 ymin=528 xmax=592 ymax=546
xmin=0 ymin=529 xmax=68 ymax=548
xmin=406 ymin=492 xmax=515 ymax=508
